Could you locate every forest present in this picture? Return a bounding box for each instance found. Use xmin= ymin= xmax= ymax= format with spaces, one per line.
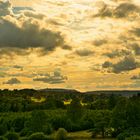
xmin=0 ymin=89 xmax=140 ymax=140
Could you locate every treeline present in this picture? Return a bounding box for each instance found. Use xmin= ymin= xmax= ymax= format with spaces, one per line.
xmin=0 ymin=89 xmax=127 ymax=112
xmin=0 ymin=90 xmax=140 ymax=140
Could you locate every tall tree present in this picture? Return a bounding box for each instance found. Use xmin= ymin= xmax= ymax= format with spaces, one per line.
xmin=28 ymin=110 xmax=47 ymax=132
xmin=67 ymin=97 xmax=83 ymax=121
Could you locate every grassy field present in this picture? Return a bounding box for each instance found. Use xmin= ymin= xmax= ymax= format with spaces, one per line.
xmin=68 ymin=130 xmax=92 ymax=139
xmin=31 ymin=97 xmax=46 ymax=102
xmin=31 ymin=97 xmax=88 ymax=106
xmin=67 ymin=131 xmax=116 ymax=140
xmin=50 ymin=130 xmax=116 ymax=140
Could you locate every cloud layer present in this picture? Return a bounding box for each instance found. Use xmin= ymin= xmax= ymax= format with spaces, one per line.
xmin=33 ymin=70 xmax=67 ymax=84
xmin=0 ymin=0 xmax=140 ymax=90
xmin=3 ymin=78 xmax=21 ymax=85
xmin=102 ymin=56 xmax=138 ymax=73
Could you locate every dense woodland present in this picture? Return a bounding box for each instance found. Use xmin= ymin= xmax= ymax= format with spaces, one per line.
xmin=0 ymin=89 xmax=140 ymax=140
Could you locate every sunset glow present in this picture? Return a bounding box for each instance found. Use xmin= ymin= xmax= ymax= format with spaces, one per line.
xmin=0 ymin=0 xmax=140 ymax=91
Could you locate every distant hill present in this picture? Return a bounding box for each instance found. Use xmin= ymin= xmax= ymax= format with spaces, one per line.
xmin=84 ymin=90 xmax=140 ymax=97
xmin=0 ymin=88 xmax=139 ymax=97
xmin=39 ymin=88 xmax=80 ymax=94
xmin=38 ymin=88 xmax=140 ymax=97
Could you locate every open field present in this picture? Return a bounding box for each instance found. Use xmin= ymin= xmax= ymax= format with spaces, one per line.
xmin=67 ymin=131 xmax=116 ymax=140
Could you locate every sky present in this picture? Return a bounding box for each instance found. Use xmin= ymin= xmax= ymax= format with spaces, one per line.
xmin=0 ymin=0 xmax=140 ymax=91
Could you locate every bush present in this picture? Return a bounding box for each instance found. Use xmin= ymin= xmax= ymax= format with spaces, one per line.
xmin=43 ymin=124 xmax=53 ymax=135
xmin=20 ymin=137 xmax=29 ymax=140
xmin=20 ymin=128 xmax=33 ymax=137
xmin=125 ymin=128 xmax=140 ymax=136
xmin=55 ymin=128 xmax=67 ymax=140
xmin=29 ymin=110 xmax=47 ymax=132
xmin=0 ymin=123 xmax=7 ymax=136
xmin=126 ymin=135 xmax=140 ymax=140
xmin=0 ymin=136 xmax=6 ymax=140
xmin=117 ymin=128 xmax=140 ymax=140
xmin=5 ymin=132 xmax=19 ymax=140
xmin=28 ymin=132 xmax=46 ymax=140
xmin=117 ymin=132 xmax=130 ymax=140
xmin=12 ymin=117 xmax=25 ymax=132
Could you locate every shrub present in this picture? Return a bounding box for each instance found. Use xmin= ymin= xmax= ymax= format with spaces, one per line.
xmin=5 ymin=132 xmax=19 ymax=140
xmin=20 ymin=128 xmax=33 ymax=137
xmin=28 ymin=132 xmax=46 ymax=140
xmin=126 ymin=135 xmax=140 ymax=140
xmin=117 ymin=134 xmax=125 ymax=140
xmin=125 ymin=128 xmax=140 ymax=136
xmin=0 ymin=136 xmax=6 ymax=140
xmin=20 ymin=137 xmax=29 ymax=140
xmin=117 ymin=128 xmax=140 ymax=140
xmin=29 ymin=110 xmax=47 ymax=132
xmin=12 ymin=117 xmax=25 ymax=132
xmin=117 ymin=132 xmax=130 ymax=140
xmin=0 ymin=123 xmax=7 ymax=136
xmin=55 ymin=128 xmax=67 ymax=140
xmin=43 ymin=124 xmax=53 ymax=135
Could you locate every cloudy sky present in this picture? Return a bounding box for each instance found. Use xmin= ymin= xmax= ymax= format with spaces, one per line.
xmin=0 ymin=0 xmax=140 ymax=91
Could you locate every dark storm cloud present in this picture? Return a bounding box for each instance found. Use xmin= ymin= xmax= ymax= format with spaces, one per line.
xmin=3 ymin=78 xmax=21 ymax=85
xmin=0 ymin=0 xmax=67 ymax=56
xmin=95 ymin=2 xmax=140 ymax=18
xmin=103 ymin=49 xmax=131 ymax=58
xmin=112 ymin=56 xmax=137 ymax=73
xmin=102 ymin=61 xmax=113 ymax=68
xmin=75 ymin=49 xmax=94 ymax=57
xmin=114 ymin=3 xmax=139 ymax=18
xmin=102 ymin=56 xmax=138 ymax=73
xmin=33 ymin=70 xmax=67 ymax=84
xmin=0 ymin=19 xmax=64 ymax=52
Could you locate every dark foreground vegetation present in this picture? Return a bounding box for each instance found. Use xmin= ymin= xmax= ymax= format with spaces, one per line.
xmin=0 ymin=89 xmax=140 ymax=140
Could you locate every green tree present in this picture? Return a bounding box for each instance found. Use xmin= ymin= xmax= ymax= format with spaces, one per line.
xmin=0 ymin=120 xmax=7 ymax=136
xmin=126 ymin=98 xmax=140 ymax=128
xmin=12 ymin=117 xmax=25 ymax=132
xmin=110 ymin=97 xmax=128 ymax=134
xmin=92 ymin=110 xmax=111 ymax=138
xmin=55 ymin=128 xmax=67 ymax=140
xmin=27 ymin=110 xmax=47 ymax=132
xmin=67 ymin=97 xmax=83 ymax=121
xmin=5 ymin=132 xmax=19 ymax=140
xmin=28 ymin=132 xmax=46 ymax=140
xmin=0 ymin=136 xmax=6 ymax=140
xmin=108 ymin=94 xmax=118 ymax=110
xmin=126 ymin=135 xmax=140 ymax=140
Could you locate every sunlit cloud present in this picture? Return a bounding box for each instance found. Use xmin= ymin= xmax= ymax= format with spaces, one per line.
xmin=0 ymin=0 xmax=140 ymax=90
